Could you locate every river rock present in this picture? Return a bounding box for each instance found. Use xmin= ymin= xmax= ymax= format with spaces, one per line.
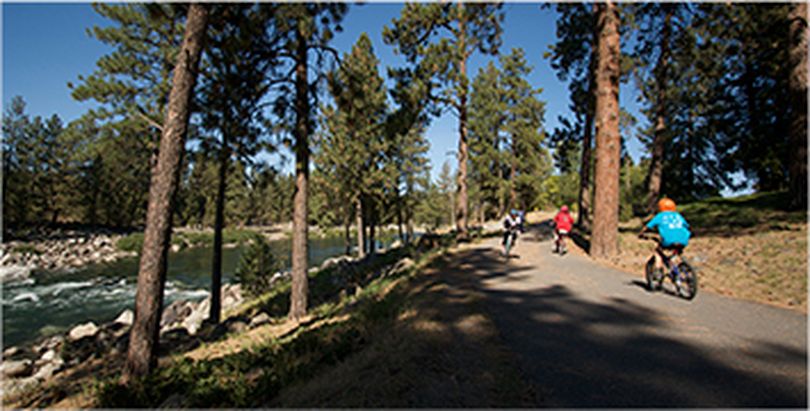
xmin=33 ymin=362 xmax=60 ymax=380
xmin=162 ymin=300 xmax=194 ymax=327
xmin=182 ymin=299 xmax=209 ymax=335
xmin=40 ymin=349 xmax=56 ymax=362
xmin=249 ymin=313 xmax=271 ymax=328
xmin=68 ymin=322 xmax=99 ymax=341
xmin=0 ymin=265 xmax=32 ymax=284
xmin=115 ymin=309 xmax=134 ymax=326
xmin=1 ymin=359 xmax=33 ymax=378
xmin=3 ymin=346 xmax=21 ymax=358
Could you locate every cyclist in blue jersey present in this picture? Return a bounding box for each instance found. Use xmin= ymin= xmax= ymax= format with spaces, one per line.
xmin=638 ymin=198 xmax=691 ymax=275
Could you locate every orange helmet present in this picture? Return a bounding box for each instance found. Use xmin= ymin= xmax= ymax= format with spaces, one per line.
xmin=658 ymin=198 xmax=676 ymax=212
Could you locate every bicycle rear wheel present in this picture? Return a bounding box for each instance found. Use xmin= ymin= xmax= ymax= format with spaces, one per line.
xmin=676 ymin=261 xmax=698 ymax=300
xmin=645 ymin=257 xmax=662 ymax=291
xmin=504 ymin=234 xmax=513 ymax=258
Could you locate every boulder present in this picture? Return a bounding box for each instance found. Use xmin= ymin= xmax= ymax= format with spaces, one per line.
xmin=114 ymin=309 xmax=134 ymax=326
xmin=33 ymin=362 xmax=60 ymax=380
xmin=40 ymin=349 xmax=56 ymax=362
xmin=249 ymin=313 xmax=271 ymax=328
xmin=68 ymin=322 xmax=99 ymax=341
xmin=3 ymin=346 xmax=21 ymax=358
xmin=1 ymin=359 xmax=33 ymax=378
xmin=0 ymin=265 xmax=32 ymax=284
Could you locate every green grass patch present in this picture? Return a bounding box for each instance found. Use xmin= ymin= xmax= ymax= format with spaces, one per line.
xmin=116 ymin=233 xmax=144 ymax=253
xmin=116 ymin=229 xmax=258 ymax=253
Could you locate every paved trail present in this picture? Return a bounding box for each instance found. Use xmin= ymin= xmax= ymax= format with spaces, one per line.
xmin=449 ymin=221 xmax=806 ymax=407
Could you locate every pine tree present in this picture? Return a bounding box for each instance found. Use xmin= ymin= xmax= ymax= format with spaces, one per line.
xmin=384 ymin=3 xmax=503 ymax=238
xmin=316 ymin=33 xmax=387 ymax=257
xmin=123 ymin=3 xmax=209 ymax=383
xmin=591 ymin=0 xmax=621 ymax=259
xmin=500 ymin=49 xmax=550 ymax=211
xmin=469 ymin=62 xmax=507 ymax=218
xmin=268 ymin=4 xmax=347 ymax=321
xmin=197 ymin=4 xmax=273 ymax=324
xmin=788 ymin=2 xmax=807 ymax=209
xmin=547 ymin=3 xmax=597 ymax=229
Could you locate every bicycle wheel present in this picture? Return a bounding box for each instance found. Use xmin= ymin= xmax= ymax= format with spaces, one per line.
xmin=504 ymin=234 xmax=513 ymax=257
xmin=645 ymin=257 xmax=662 ymax=291
xmin=676 ymin=261 xmax=698 ymax=300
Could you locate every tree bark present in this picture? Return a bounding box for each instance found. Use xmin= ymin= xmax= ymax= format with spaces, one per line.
xmin=368 ymin=203 xmax=376 ymax=256
xmin=645 ymin=5 xmax=673 ymax=215
xmin=356 ymin=196 xmax=365 ymax=258
xmin=209 ymin=130 xmax=229 ymax=325
xmin=789 ymin=2 xmax=808 ymax=210
xmin=455 ymin=3 xmax=469 ymax=238
xmin=344 ymin=218 xmax=351 ymax=256
xmin=289 ymin=26 xmax=309 ymax=322
xmin=122 ymin=3 xmax=208 ymax=384
xmin=578 ymin=3 xmax=597 ymax=231
xmin=590 ymin=0 xmax=621 ymax=260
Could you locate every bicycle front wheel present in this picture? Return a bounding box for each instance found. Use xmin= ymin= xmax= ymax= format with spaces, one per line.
xmin=676 ymin=261 xmax=698 ymax=300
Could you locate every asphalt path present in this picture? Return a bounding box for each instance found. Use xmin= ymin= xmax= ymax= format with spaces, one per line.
xmin=451 ymin=220 xmax=807 ymax=407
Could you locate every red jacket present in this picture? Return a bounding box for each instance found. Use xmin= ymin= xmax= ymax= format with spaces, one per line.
xmin=554 ymin=211 xmax=574 ymax=232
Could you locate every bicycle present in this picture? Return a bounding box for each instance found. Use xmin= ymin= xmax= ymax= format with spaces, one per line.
xmin=639 ymin=234 xmax=698 ymax=300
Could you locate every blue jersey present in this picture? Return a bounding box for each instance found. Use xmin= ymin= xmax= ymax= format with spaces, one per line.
xmin=646 ymin=211 xmax=691 ymax=247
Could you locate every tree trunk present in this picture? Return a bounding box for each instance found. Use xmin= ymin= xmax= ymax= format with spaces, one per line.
xmin=455 ymin=3 xmax=469 ymax=238
xmin=289 ymin=27 xmax=309 ymax=322
xmin=122 ymin=3 xmax=208 ymax=384
xmin=510 ymin=143 xmax=517 ymax=210
xmin=789 ymin=2 xmax=808 ymax=210
xmin=356 ymin=196 xmax=365 ymax=258
xmin=368 ymin=203 xmax=376 ymax=256
xmin=209 ymin=131 xmax=229 ymax=325
xmin=344 ymin=219 xmax=351 ymax=256
xmin=590 ymin=0 xmax=621 ymax=260
xmin=645 ymin=5 xmax=672 ymax=215
xmin=579 ymin=3 xmax=597 ymax=231
xmin=397 ymin=202 xmax=405 ymax=243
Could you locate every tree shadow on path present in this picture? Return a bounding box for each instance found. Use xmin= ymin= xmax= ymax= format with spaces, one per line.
xmin=442 ymin=245 xmax=807 ymax=408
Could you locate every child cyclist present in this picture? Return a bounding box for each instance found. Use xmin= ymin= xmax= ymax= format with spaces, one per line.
xmin=638 ymin=198 xmax=691 ymax=276
xmin=552 ymin=205 xmax=574 ymax=254
xmin=502 ymin=209 xmax=524 ymax=256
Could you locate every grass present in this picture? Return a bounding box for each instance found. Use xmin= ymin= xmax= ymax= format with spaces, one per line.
xmin=116 ymin=229 xmax=258 ymax=253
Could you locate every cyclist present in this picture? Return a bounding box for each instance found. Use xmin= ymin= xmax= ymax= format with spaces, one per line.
xmin=502 ymin=209 xmax=523 ymax=256
xmin=552 ymin=205 xmax=574 ymax=254
xmin=638 ymin=198 xmax=691 ymax=277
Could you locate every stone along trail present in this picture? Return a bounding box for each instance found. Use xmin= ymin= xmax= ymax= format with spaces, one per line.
xmin=444 ymin=221 xmax=806 ymax=407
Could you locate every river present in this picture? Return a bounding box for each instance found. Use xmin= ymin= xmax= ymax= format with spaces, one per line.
xmin=2 ymin=235 xmax=390 ymax=347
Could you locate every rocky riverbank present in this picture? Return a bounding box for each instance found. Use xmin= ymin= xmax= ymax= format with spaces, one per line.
xmin=0 ymin=251 xmax=371 ymax=399
xmin=0 ymin=282 xmax=247 ymax=399
xmin=0 ymin=230 xmax=135 ymax=283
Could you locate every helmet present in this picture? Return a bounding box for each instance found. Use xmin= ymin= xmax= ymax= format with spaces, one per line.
xmin=658 ymin=198 xmax=676 ymax=212
xmin=511 ymin=209 xmax=519 ymax=215
xmin=561 ymin=205 xmax=569 ymax=212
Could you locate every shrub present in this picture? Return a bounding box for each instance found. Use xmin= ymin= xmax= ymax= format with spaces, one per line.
xmin=116 ymin=233 xmax=144 ymax=253
xmin=234 ymin=235 xmax=282 ymax=298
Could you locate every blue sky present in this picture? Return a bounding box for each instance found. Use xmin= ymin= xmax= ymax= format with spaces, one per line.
xmin=2 ymin=3 xmax=648 ymax=182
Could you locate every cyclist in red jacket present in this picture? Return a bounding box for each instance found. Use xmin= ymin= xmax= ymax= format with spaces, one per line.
xmin=553 ymin=205 xmax=574 ymax=254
